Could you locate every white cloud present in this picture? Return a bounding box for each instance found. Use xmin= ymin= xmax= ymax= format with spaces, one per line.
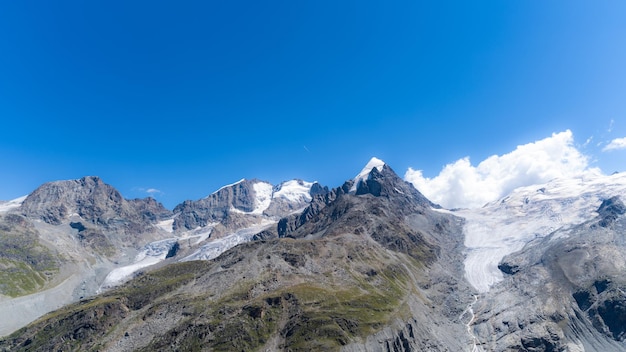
xmin=405 ymin=130 xmax=596 ymax=209
xmin=602 ymin=137 xmax=626 ymax=152
xmin=145 ymin=188 xmax=162 ymax=194
xmin=133 ymin=187 xmax=163 ymax=196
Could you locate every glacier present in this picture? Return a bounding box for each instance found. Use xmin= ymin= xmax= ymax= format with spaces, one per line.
xmin=458 ymin=172 xmax=626 ymax=292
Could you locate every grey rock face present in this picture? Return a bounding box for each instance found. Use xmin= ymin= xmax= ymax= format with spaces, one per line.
xmin=354 ymin=164 xmax=435 ymax=209
xmin=127 ymin=197 xmax=172 ymax=223
xmin=279 ymin=164 xmax=436 ymax=244
xmin=21 ymin=176 xmax=121 ymax=225
xmin=597 ymin=196 xmax=626 ymax=228
xmin=174 ymin=180 xmax=260 ymax=231
xmin=21 ymin=177 xmax=167 ymax=230
xmin=172 ymin=179 xmax=262 ymax=231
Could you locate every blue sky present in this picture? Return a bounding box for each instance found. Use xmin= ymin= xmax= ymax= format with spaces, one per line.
xmin=1 ymin=1 xmax=625 ymax=209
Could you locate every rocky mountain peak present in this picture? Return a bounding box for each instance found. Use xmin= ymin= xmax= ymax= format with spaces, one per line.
xmin=20 ymin=176 xmax=125 ymax=225
xmin=348 ymin=160 xmax=436 ymax=209
xmin=19 ymin=176 xmax=169 ymax=241
xmin=350 ymin=157 xmax=386 ymax=193
xmin=276 ymin=160 xmax=442 ymax=246
xmin=127 ymin=197 xmax=172 ymax=222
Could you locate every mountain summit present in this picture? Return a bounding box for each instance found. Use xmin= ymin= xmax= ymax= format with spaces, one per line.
xmin=20 ymin=176 xmax=170 ymax=235
xmin=350 ymin=156 xmax=386 ymax=193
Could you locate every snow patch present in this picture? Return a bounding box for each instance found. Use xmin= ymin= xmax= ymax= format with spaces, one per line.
xmin=351 ymin=157 xmax=385 ymax=193
xmin=100 ymin=257 xmax=163 ymax=291
xmin=251 ymin=182 xmax=273 ymax=214
xmin=0 ymin=195 xmax=27 ymax=213
xmin=156 ymin=219 xmax=174 ymax=233
xmin=273 ymin=180 xmax=313 ymax=203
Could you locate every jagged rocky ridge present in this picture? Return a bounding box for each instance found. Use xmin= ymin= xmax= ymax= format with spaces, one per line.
xmin=0 ymin=161 xmax=475 ymax=351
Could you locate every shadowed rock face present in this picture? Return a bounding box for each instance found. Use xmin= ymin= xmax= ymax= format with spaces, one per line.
xmin=278 ymin=165 xmax=435 ymax=239
xmin=597 ymin=196 xmax=626 ymax=228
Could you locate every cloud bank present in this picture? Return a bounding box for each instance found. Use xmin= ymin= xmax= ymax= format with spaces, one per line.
xmin=603 ymin=137 xmax=626 ymax=152
xmin=404 ymin=130 xmax=596 ymax=209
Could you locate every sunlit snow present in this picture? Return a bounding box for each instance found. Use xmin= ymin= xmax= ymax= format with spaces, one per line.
xmin=251 ymin=182 xmax=273 ymax=214
xmin=273 ymin=180 xmax=313 ymax=203
xmin=0 ymin=195 xmax=27 ymax=213
xmin=156 ymin=219 xmax=174 ymax=233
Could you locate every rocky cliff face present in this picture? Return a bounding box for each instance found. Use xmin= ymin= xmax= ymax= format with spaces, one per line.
xmin=172 ymin=179 xmax=261 ymax=231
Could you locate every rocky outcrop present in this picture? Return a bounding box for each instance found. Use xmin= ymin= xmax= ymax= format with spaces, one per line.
xmin=277 ymin=164 xmax=441 ymax=263
xmin=596 ymin=196 xmax=626 ymax=228
xmin=20 ymin=176 xmax=169 ymax=243
xmin=127 ymin=197 xmax=172 ymax=223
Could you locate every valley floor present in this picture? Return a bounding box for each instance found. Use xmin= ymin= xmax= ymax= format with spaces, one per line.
xmin=0 ymin=263 xmax=110 ymax=337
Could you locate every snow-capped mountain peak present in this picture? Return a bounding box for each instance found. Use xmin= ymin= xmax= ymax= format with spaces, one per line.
xmin=350 ymin=157 xmax=386 ymax=193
